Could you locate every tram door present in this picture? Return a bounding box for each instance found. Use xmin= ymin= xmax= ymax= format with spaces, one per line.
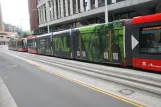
xmin=125 ymin=20 xmax=136 ymax=66
xmin=105 ymin=28 xmax=124 ymax=64
xmin=46 ymin=36 xmax=52 ymax=55
xmin=106 ymin=30 xmax=113 ymax=62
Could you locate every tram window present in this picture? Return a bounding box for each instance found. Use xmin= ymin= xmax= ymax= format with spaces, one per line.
xmin=40 ymin=38 xmax=46 ymax=49
xmin=140 ymin=26 xmax=161 ymax=54
xmin=46 ymin=37 xmax=51 ymax=48
xmin=65 ymin=36 xmax=70 ymax=48
xmin=28 ymin=40 xmax=33 ymax=48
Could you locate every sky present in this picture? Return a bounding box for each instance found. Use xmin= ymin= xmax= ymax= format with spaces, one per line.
xmin=0 ymin=0 xmax=30 ymax=31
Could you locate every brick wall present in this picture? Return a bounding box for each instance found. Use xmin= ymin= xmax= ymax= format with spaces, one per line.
xmin=28 ymin=0 xmax=39 ymax=32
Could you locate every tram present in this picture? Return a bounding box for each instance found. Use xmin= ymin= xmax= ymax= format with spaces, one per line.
xmin=27 ymin=36 xmax=38 ymax=54
xmin=17 ymin=38 xmax=28 ymax=52
xmin=8 ymin=13 xmax=161 ymax=72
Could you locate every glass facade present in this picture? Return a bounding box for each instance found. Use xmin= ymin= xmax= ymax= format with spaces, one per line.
xmin=37 ymin=0 xmax=155 ymax=34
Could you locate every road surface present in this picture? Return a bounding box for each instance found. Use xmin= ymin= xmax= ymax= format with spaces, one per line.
xmin=0 ymin=51 xmax=137 ymax=107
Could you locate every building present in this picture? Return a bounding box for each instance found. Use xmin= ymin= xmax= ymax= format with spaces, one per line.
xmin=0 ymin=32 xmax=17 ymax=45
xmin=34 ymin=0 xmax=161 ymax=34
xmin=0 ymin=1 xmax=3 ymax=31
xmin=28 ymin=0 xmax=39 ymax=34
xmin=4 ymin=24 xmax=11 ymax=32
xmin=4 ymin=23 xmax=21 ymax=33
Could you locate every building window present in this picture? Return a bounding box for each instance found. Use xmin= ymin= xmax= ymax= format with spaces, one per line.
xmin=115 ymin=13 xmax=129 ymax=20
xmin=63 ymin=0 xmax=66 ymax=16
xmin=51 ymin=0 xmax=55 ymax=20
xmin=98 ymin=0 xmax=105 ymax=7
xmin=91 ymin=0 xmax=95 ymax=9
xmin=40 ymin=6 xmax=43 ymax=23
xmin=41 ymin=6 xmax=44 ymax=23
xmin=68 ymin=0 xmax=70 ymax=15
xmin=59 ymin=0 xmax=61 ymax=18
xmin=140 ymin=26 xmax=161 ymax=54
xmin=48 ymin=1 xmax=52 ymax=21
xmin=78 ymin=0 xmax=80 ymax=13
xmin=44 ymin=4 xmax=47 ymax=22
xmin=116 ymin=0 xmax=124 ymax=3
xmin=73 ymin=0 xmax=76 ymax=14
xmin=56 ymin=0 xmax=59 ymax=18
xmin=82 ymin=0 xmax=85 ymax=11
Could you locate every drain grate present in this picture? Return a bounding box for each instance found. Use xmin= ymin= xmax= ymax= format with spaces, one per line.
xmin=119 ymin=89 xmax=135 ymax=96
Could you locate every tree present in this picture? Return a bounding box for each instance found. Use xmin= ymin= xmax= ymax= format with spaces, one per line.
xmin=21 ymin=31 xmax=31 ymax=38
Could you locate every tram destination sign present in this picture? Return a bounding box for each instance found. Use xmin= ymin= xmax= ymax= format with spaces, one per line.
xmin=143 ymin=26 xmax=161 ymax=31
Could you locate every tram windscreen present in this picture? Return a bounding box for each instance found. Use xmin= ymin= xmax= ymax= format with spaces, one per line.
xmin=140 ymin=26 xmax=161 ymax=54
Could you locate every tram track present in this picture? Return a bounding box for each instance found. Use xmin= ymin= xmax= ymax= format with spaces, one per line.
xmin=3 ymin=50 xmax=161 ymax=95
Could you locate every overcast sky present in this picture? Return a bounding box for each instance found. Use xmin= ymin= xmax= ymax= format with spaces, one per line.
xmin=1 ymin=0 xmax=30 ymax=31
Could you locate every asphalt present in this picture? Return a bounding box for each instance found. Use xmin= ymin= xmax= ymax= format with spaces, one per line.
xmin=0 ymin=52 xmax=137 ymax=107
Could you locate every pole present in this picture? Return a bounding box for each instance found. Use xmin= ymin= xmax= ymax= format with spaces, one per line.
xmin=105 ymin=0 xmax=108 ymax=23
xmin=47 ymin=24 xmax=50 ymax=33
xmin=20 ymin=20 xmax=23 ymax=37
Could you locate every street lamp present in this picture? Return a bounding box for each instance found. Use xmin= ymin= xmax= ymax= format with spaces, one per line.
xmin=105 ymin=0 xmax=108 ymax=23
xmin=19 ymin=19 xmax=23 ymax=37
